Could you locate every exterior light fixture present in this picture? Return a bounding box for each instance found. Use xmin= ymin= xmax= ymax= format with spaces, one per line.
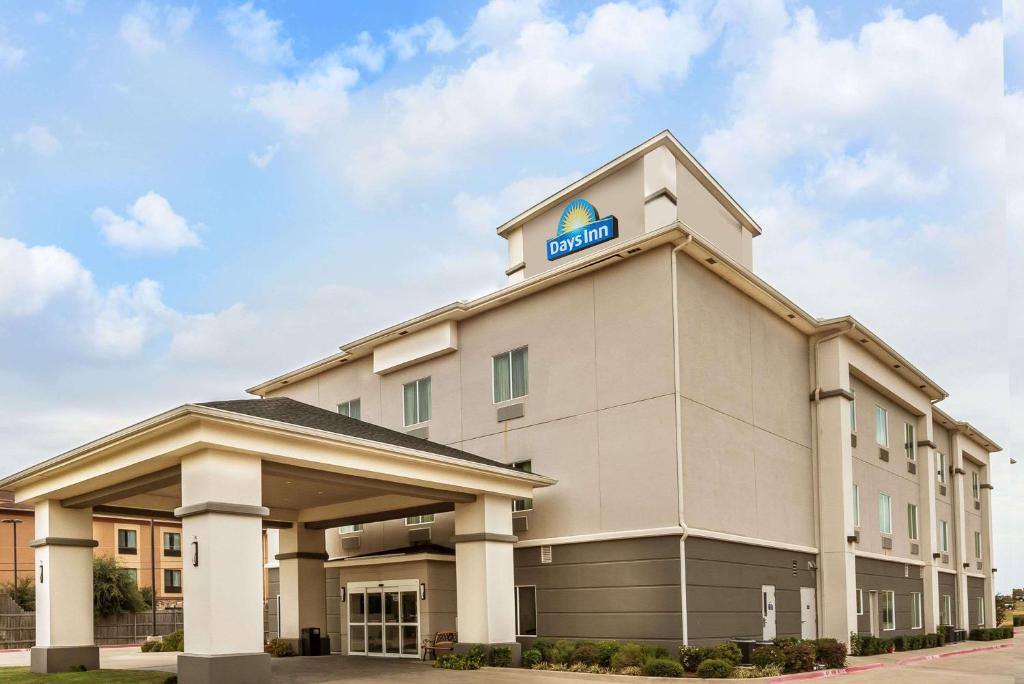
xmin=420 ymin=583 xmax=426 ymax=601
xmin=340 ymin=587 xmax=346 ymax=603
xmin=38 ymin=562 xmax=44 ymax=584
xmin=191 ymin=537 xmax=199 ymax=567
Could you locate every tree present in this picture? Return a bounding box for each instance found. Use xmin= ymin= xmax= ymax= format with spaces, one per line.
xmin=93 ymin=556 xmax=146 ymax=618
xmin=1 ymin=577 xmax=35 ymax=612
xmin=995 ymin=593 xmax=1010 ymax=626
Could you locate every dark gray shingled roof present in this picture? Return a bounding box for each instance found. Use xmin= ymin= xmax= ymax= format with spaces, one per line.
xmin=198 ymin=397 xmax=516 ymax=471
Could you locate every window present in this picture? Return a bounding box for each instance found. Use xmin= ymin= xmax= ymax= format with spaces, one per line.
xmin=163 ymin=532 xmax=181 ymax=557
xmin=940 ymin=595 xmax=952 ymax=626
xmin=881 ymin=590 xmax=895 ymax=631
xmin=907 ymin=503 xmax=919 ymax=541
xmin=974 ymin=531 xmax=982 ymax=559
xmin=493 ymin=347 xmax=528 ymax=403
xmin=850 ymin=390 xmax=857 ymax=433
xmin=125 ymin=568 xmax=138 ymax=586
xmin=403 ymin=378 xmax=431 ymax=426
xmin=879 ymin=493 xmax=892 ymax=535
xmin=511 ymin=460 xmax=533 ymax=512
xmin=338 ymin=398 xmax=361 ymax=420
xmin=164 ymin=569 xmax=182 ymax=594
xmin=936 ymin=451 xmax=946 ymax=484
xmin=904 ymin=422 xmax=916 ymax=461
xmin=852 ymin=484 xmax=861 ymax=527
xmin=938 ymin=520 xmax=949 ymax=552
xmin=971 ymin=471 xmax=980 ymax=500
xmin=339 ymin=524 xmax=363 ymax=534
xmin=911 ymin=592 xmax=923 ymax=629
xmin=405 ymin=514 xmax=434 ymax=525
xmin=514 ymin=586 xmax=537 ymax=636
xmin=856 ymin=589 xmax=864 ymax=615
xmin=117 ymin=529 xmax=137 ymax=554
xmin=875 ymin=406 xmax=889 ymax=447
xmin=976 ymin=597 xmax=985 ymax=626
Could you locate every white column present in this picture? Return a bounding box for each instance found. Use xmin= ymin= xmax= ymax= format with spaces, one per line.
xmin=643 ymin=145 xmax=678 ymax=232
xmin=814 ymin=337 xmax=859 ymax=642
xmin=950 ymin=435 xmax=970 ymax=630
xmin=176 ymin=450 xmax=270 ymax=684
xmin=980 ymin=473 xmax=996 ymax=627
xmin=453 ymin=494 xmax=517 ymax=647
xmin=277 ymin=524 xmax=328 ymax=651
xmin=917 ymin=416 xmax=940 ymax=632
xmin=30 ymin=500 xmax=99 ymax=673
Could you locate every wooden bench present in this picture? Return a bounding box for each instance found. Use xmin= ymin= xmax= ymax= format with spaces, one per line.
xmin=421 ymin=631 xmax=457 ymax=660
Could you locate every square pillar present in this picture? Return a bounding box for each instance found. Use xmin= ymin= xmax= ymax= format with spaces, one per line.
xmin=950 ymin=435 xmax=970 ymax=630
xmin=452 ymin=494 xmax=518 ymax=660
xmin=916 ymin=416 xmax=940 ymax=632
xmin=176 ymin=451 xmax=270 ymax=684
xmin=277 ymin=524 xmax=328 ymax=653
xmin=30 ymin=500 xmax=99 ymax=673
xmin=980 ymin=477 xmax=996 ymax=627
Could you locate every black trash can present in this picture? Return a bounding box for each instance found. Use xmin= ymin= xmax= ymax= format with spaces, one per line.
xmin=731 ymin=639 xmax=757 ymax=664
xmin=301 ymin=627 xmax=322 ymax=656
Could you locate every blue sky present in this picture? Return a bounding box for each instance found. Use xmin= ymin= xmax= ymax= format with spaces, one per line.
xmin=1 ymin=0 xmax=1020 ymax=589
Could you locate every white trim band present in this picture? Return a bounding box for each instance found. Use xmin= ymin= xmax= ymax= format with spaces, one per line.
xmin=686 ymin=527 xmax=819 ymax=555
xmin=854 ymin=549 xmax=926 ymax=567
xmin=514 ymin=526 xmax=684 ymax=548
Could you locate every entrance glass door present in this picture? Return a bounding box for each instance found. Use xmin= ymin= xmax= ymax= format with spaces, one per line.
xmin=348 ymin=580 xmax=420 ymax=658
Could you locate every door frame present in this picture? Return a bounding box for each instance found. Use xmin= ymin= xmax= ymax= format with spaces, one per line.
xmin=347 ymin=579 xmax=421 ymax=658
xmin=761 ymin=584 xmax=777 ymax=641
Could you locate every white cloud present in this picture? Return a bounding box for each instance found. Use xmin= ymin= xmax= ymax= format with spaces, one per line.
xmin=0 ymin=41 xmax=25 ymax=70
xmin=809 ymin=150 xmax=948 ymax=200
xmin=343 ymin=31 xmax=387 ymax=72
xmin=248 ymin=143 xmax=279 ymax=168
xmin=388 ymin=17 xmax=457 ymax=60
xmin=246 ymin=54 xmax=359 ymax=135
xmin=12 ymin=124 xmax=61 ymax=156
xmin=219 ymin=2 xmax=294 ymax=65
xmin=465 ymin=0 xmax=546 ymax=49
xmin=89 ymin=278 xmax=173 ymax=356
xmin=63 ymin=0 xmax=86 ymax=15
xmin=119 ymin=3 xmax=197 ymax=57
xmin=453 ymin=172 xmax=578 ymax=233
xmin=93 ymin=191 xmax=202 ymax=254
xmin=0 ymin=237 xmax=93 ymax=317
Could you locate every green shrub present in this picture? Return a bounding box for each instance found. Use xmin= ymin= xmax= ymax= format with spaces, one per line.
xmin=163 ymin=677 xmax=177 ymax=684
xmin=433 ymin=654 xmax=480 ymax=670
xmin=644 ymin=644 xmax=671 ymax=660
xmin=521 ymin=648 xmax=542 ymax=668
xmin=923 ymin=633 xmax=938 ymax=648
xmin=140 ymin=640 xmax=160 ymax=653
xmin=263 ymin=638 xmax=295 ymax=657
xmin=619 ymin=665 xmax=643 ymax=676
xmin=813 ymin=638 xmax=847 ymax=668
xmin=751 ymin=644 xmax=786 ymax=669
xmin=610 ymin=642 xmax=648 ymax=670
xmin=971 ymin=626 xmax=1013 ymax=641
xmin=695 ymin=658 xmax=733 ymax=679
xmin=596 ymin=640 xmax=620 ymax=667
xmin=93 ymin=556 xmax=147 ymax=618
xmin=781 ymin=642 xmax=816 ymax=673
xmin=549 ymin=639 xmax=576 ymax=665
xmin=709 ymin=641 xmax=743 ymax=666
xmin=161 ymin=629 xmax=184 ymax=653
xmin=643 ymin=657 xmax=685 ymax=678
xmin=531 ymin=638 xmax=555 ymax=661
xmin=1014 ymin=615 xmax=1024 ymax=627
xmin=490 ymin=646 xmax=513 ymax=667
xmin=678 ymin=645 xmax=712 ymax=672
xmin=570 ymin=641 xmax=601 ymax=665
xmin=67 ymin=665 xmax=87 ymax=672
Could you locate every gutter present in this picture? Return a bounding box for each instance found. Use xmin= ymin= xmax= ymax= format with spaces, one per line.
xmin=670 ymin=233 xmax=693 ymax=645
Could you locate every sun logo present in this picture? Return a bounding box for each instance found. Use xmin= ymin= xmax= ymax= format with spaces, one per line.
xmin=558 ymin=199 xmax=598 ymax=235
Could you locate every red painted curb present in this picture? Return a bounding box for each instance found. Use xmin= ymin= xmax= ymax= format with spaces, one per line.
xmin=895 ymin=642 xmax=1011 ymax=666
xmin=0 ymin=643 xmax=148 ymax=654
xmin=764 ymin=662 xmax=884 ymax=682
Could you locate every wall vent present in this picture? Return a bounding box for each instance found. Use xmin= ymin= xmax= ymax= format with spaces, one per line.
xmin=851 ymin=434 xmax=857 ymax=448
xmin=904 ymin=564 xmax=910 ymax=578
xmin=910 ymin=543 xmax=919 ymax=556
xmin=977 ymin=561 xmax=983 ymax=570
xmin=879 ymin=448 xmax=889 ymax=462
xmin=342 ymin=537 xmax=361 ymax=551
xmin=540 ymin=546 xmax=553 ymax=564
xmin=942 ymin=554 xmax=949 ymax=564
xmin=881 ymin=537 xmax=893 ymax=550
xmin=939 ymin=485 xmax=947 ymax=497
xmin=974 ymin=501 xmax=980 ymax=510
xmin=907 ymin=462 xmax=917 ymax=475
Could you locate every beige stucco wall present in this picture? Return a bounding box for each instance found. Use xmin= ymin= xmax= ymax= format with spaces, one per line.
xmin=676 ymin=254 xmax=814 ymax=546
xmin=675 ymin=161 xmax=750 ymax=268
xmin=931 ymin=423 xmax=956 ymax=572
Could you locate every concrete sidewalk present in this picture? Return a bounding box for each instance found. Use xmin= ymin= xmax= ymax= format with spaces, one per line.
xmin=0 ymin=645 xmax=177 ymax=673
xmin=846 ymin=635 xmax=1015 ymax=668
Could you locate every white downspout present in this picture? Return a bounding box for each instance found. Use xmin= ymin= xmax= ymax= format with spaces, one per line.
xmin=671 ymin=234 xmax=692 ymax=644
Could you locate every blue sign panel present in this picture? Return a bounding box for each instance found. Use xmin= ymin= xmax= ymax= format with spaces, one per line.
xmin=546 ymin=199 xmax=618 ymax=261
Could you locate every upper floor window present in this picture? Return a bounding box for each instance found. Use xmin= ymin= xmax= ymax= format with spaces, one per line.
xmin=125 ymin=568 xmax=138 ymax=586
xmin=974 ymin=531 xmax=982 ymax=559
xmin=117 ymin=528 xmax=137 ymax=554
xmin=879 ymin=493 xmax=892 ymax=535
xmin=406 ymin=514 xmax=434 ymax=526
xmin=938 ymin=520 xmax=949 ymax=552
xmin=852 ymin=483 xmax=861 ymax=527
xmin=512 ymin=460 xmax=533 ymax=512
xmin=971 ymin=471 xmax=980 ymax=500
xmin=907 ymin=503 xmax=919 ymax=541
xmin=904 ymin=422 xmax=916 ymax=461
xmin=936 ymin=451 xmax=946 ymax=484
xmin=493 ymin=347 xmax=528 ymax=403
xmin=849 ymin=390 xmax=857 ymax=433
xmin=875 ymin=406 xmax=888 ymax=448
xmin=339 ymin=524 xmax=363 ymax=534
xmin=163 ymin=532 xmax=181 ymax=557
xmin=338 ymin=398 xmax=361 ymax=420
xmin=403 ymin=377 xmax=431 ymax=426
xmin=164 ymin=568 xmax=182 ymax=594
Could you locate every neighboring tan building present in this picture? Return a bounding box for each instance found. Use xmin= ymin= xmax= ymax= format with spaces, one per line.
xmin=253 ymin=131 xmax=1003 ymax=653
xmin=0 ymin=492 xmax=184 ymax=607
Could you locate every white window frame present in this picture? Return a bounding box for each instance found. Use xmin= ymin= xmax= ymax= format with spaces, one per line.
xmin=907 ymin=503 xmax=919 ymax=541
xmin=403 ymin=377 xmax=431 ymax=426
xmin=940 ymin=594 xmax=952 ymax=626
xmin=852 ymin=484 xmax=861 ymax=528
xmin=337 ymin=398 xmax=361 ymax=420
xmin=976 ymin=596 xmax=985 ymax=625
xmin=856 ymin=589 xmax=864 ymax=615
xmin=974 ymin=531 xmax=982 ymax=559
xmin=338 ymin=524 xmax=363 ymax=534
xmin=904 ymin=422 xmax=916 ymax=461
xmin=939 ymin=520 xmax=949 ymax=552
xmin=492 ymin=347 xmax=528 ymax=404
xmin=514 ymin=585 xmax=538 ymax=637
xmin=881 ymin=590 xmax=896 ymax=631
xmin=875 ymin=405 xmax=889 ymax=448
xmin=405 ymin=514 xmax=435 ymax=526
xmin=971 ymin=471 xmax=980 ymax=500
xmin=911 ymin=592 xmax=923 ymax=629
xmin=850 ymin=390 xmax=857 ymax=434
xmin=936 ymin=451 xmax=946 ymax=484
xmin=879 ymin=493 xmax=892 ymax=535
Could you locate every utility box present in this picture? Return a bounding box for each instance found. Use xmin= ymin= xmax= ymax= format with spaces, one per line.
xmin=300 ymin=627 xmax=322 ymax=656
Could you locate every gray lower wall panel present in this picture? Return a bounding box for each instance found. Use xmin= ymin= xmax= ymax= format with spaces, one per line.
xmin=685 ymin=537 xmax=815 ymax=646
xmin=514 ymin=536 xmax=682 ymax=646
xmin=326 ymin=567 xmax=341 ymax=652
xmin=938 ymin=572 xmax=957 ymax=623
xmin=266 ymin=568 xmax=280 ymax=640
xmin=967 ymin=576 xmax=985 ymax=628
xmin=854 ymin=557 xmax=924 ymax=637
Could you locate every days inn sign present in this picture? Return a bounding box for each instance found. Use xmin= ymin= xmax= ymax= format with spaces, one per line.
xmin=546 ymin=199 xmax=618 ymax=261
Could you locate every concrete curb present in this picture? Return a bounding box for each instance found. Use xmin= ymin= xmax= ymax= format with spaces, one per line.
xmin=894 ymin=642 xmax=1011 ymax=666
xmin=764 ymin=663 xmax=884 ymax=683
xmin=0 ymin=643 xmax=145 ymax=654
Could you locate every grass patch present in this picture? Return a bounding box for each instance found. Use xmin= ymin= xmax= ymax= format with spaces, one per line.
xmin=0 ymin=667 xmax=168 ymax=683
